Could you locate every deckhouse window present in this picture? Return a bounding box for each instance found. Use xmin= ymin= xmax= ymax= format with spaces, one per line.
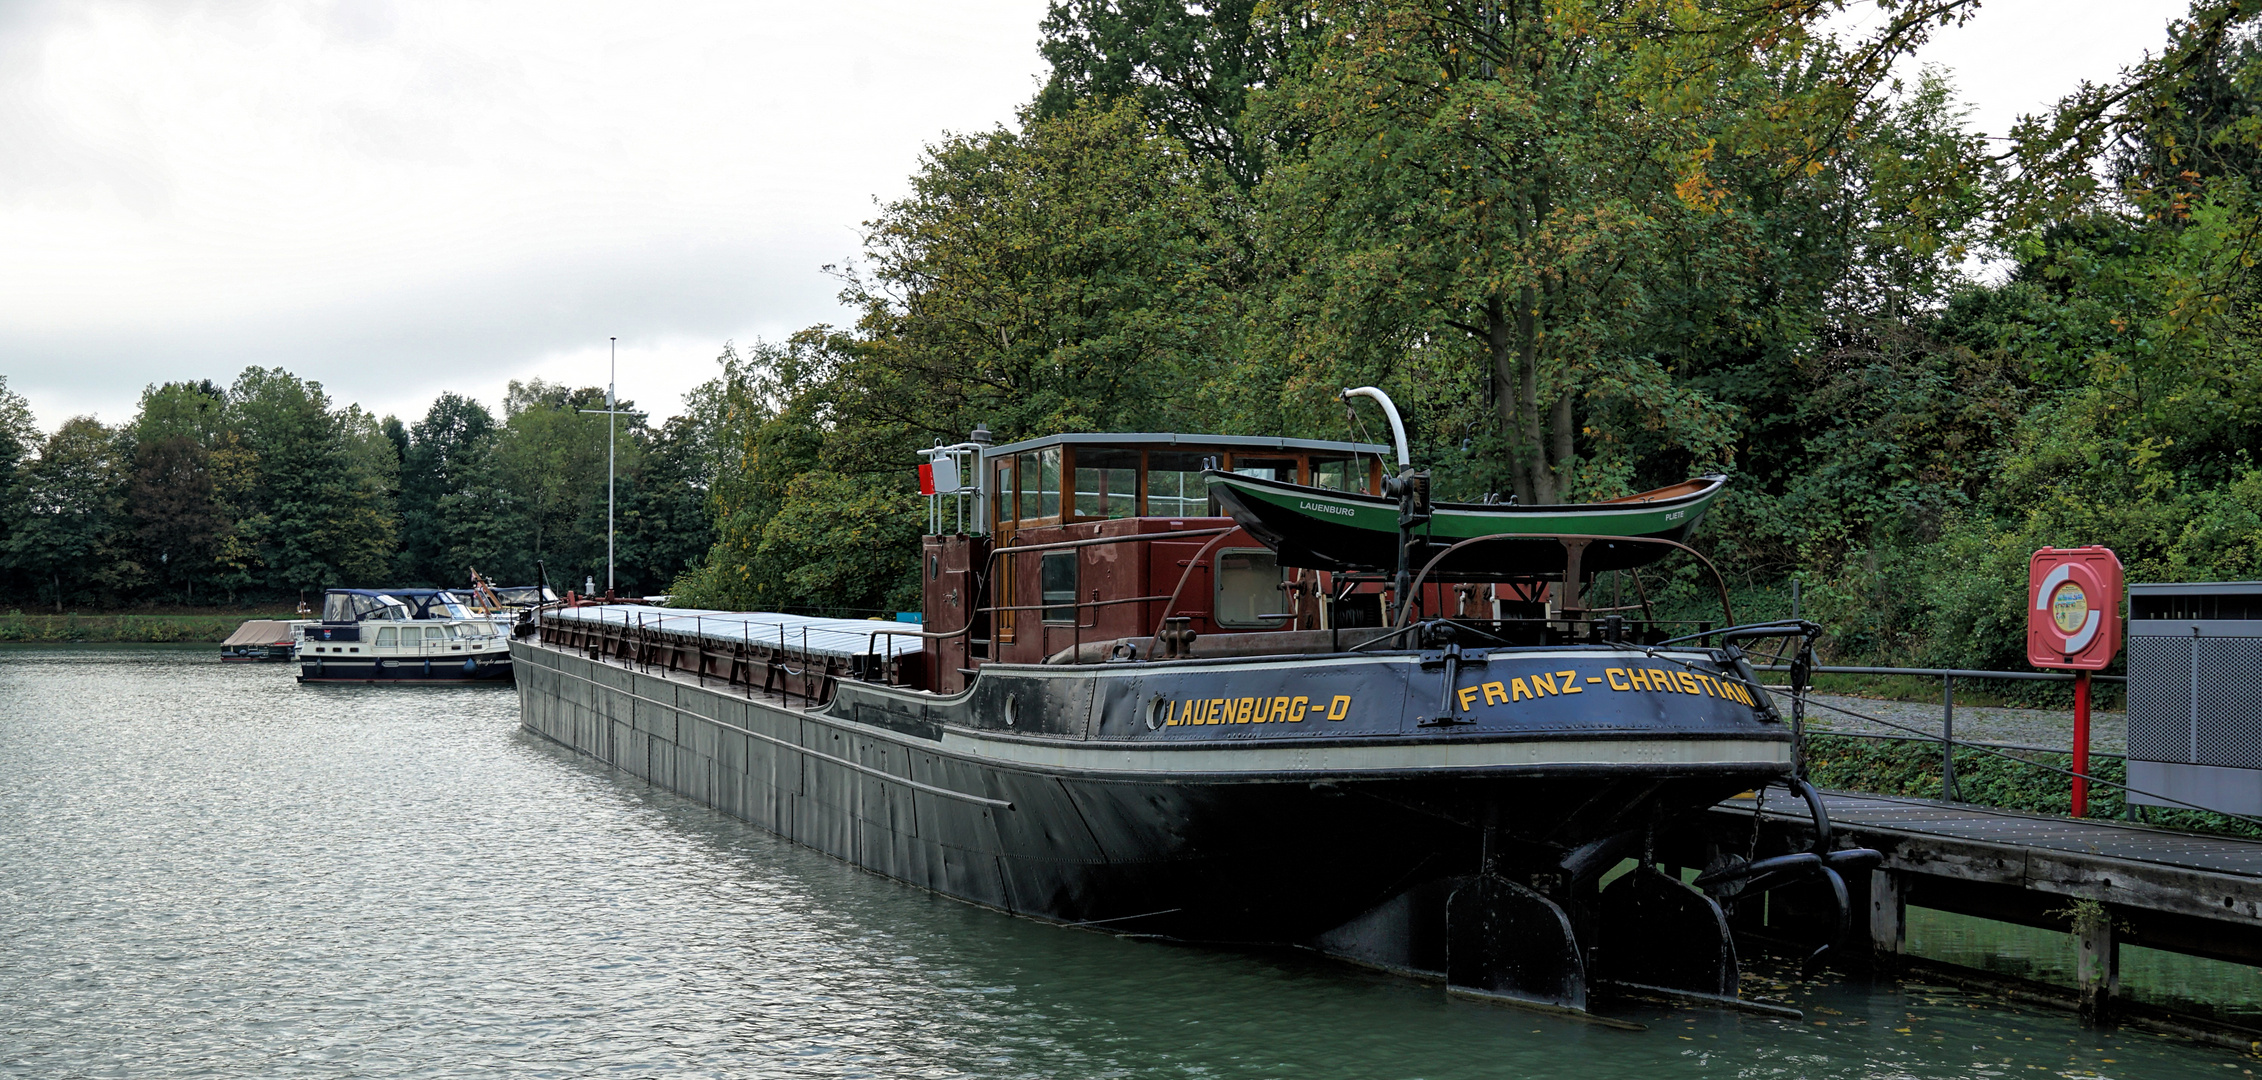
xmin=375 ymin=627 xmax=398 ymax=647
xmin=1040 ymin=552 xmax=1077 ymax=623
xmin=994 ymin=459 xmax=1016 ymax=524
xmin=1073 ymin=448 xmax=1138 ymax=520
xmin=1016 ymin=448 xmax=1062 ymax=520
xmin=401 ymin=626 xmax=424 ymax=648
xmin=1311 ymin=457 xmax=1359 ymax=492
xmin=1146 ymin=452 xmax=1212 ymax=517
xmin=1214 ymin=549 xmax=1287 ymax=628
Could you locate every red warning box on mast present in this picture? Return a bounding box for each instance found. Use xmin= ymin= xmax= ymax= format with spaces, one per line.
xmin=2027 ymin=547 xmax=2123 ymax=671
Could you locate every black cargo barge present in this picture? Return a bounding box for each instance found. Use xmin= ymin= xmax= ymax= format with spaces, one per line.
xmin=514 ymin=422 xmax=1862 ymax=1016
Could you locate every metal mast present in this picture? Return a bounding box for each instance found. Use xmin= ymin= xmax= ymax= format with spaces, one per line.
xmin=579 ymin=336 xmax=642 ymax=595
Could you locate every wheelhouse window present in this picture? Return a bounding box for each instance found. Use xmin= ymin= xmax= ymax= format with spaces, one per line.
xmin=1040 ymin=551 xmax=1078 ymax=623
xmin=993 ymin=459 xmax=1016 ymax=527
xmin=375 ymin=626 xmax=398 ymax=647
xmin=1073 ymin=448 xmax=1139 ymax=519
xmin=1146 ymin=451 xmax=1212 ymax=517
xmin=1016 ymin=448 xmax=1061 ymax=520
xmin=1214 ymin=549 xmax=1288 ymax=628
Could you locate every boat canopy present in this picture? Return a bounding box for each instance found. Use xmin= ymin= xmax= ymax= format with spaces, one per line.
xmin=321 ymin=589 xmax=473 ymax=623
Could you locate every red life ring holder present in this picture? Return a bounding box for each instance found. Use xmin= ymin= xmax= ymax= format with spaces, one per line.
xmin=2026 ymin=548 xmax=2122 ymax=670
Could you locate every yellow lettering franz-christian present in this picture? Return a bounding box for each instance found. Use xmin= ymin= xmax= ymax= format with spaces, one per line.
xmin=1677 ymin=670 xmax=1702 ymax=695
xmin=1510 ymin=678 xmax=1532 ymax=702
xmin=1457 ymin=685 xmax=1481 ymax=712
xmin=1530 ymin=672 xmax=1558 ymax=697
xmin=1557 ymin=670 xmax=1583 ymax=693
xmin=1626 ymin=668 xmax=1651 ymax=691
xmin=1607 ymin=668 xmax=1631 ymax=691
xmin=1482 ymin=681 xmax=1509 ymax=706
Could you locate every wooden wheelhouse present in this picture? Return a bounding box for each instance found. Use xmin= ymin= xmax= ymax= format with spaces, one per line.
xmin=919 ymin=433 xmax=1390 ymax=692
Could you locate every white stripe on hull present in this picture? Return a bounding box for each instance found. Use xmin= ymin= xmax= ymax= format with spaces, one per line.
xmin=936 ymin=729 xmax=1791 ymax=776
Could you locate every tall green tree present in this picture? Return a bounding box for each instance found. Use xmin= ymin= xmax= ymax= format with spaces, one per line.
xmin=612 ymin=413 xmax=717 ymax=598
xmin=127 ymin=436 xmax=225 ymax=604
xmin=495 ymin=379 xmax=633 ymax=591
xmin=4 ymin=417 xmax=126 ymax=610
xmin=1035 ymin=0 xmax=1313 ymax=188
xmin=0 ymin=377 xmax=40 ymax=600
xmin=832 ymin=99 xmax=1248 ymax=460
xmin=227 ymin=368 xmax=398 ymax=594
xmin=1247 ymin=0 xmax=1984 ymax=504
xmin=396 ymin=393 xmax=502 ymax=585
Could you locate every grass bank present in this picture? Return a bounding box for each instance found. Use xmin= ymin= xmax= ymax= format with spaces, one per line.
xmin=1804 ymin=732 xmax=2258 ymax=839
xmin=0 ymin=611 xmax=297 ymax=644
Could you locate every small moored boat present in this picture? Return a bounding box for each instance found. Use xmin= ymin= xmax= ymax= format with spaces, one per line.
xmin=297 ymin=589 xmax=516 ymax=684
xmin=220 ymin=619 xmax=310 ymax=662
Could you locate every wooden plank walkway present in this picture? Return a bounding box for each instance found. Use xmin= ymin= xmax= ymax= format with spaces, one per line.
xmin=1703 ymin=786 xmax=2262 ymax=971
xmin=1731 ymin=786 xmax=2262 ymax=879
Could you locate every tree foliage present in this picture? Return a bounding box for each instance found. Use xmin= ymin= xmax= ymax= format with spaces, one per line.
xmin=9 ymin=0 xmax=2262 ymax=680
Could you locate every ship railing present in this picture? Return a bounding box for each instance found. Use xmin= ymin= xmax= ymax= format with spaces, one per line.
xmin=861 ymin=526 xmax=1243 ymax=684
xmin=536 ymin=606 xmax=857 ymax=707
xmin=1747 ymin=662 xmax=2126 ymax=804
xmin=1375 ymin=532 xmax=1735 ymax=651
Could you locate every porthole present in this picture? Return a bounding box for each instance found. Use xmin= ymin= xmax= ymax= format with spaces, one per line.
xmin=1003 ymin=695 xmax=1020 ymax=728
xmin=1144 ymin=695 xmax=1169 ymax=731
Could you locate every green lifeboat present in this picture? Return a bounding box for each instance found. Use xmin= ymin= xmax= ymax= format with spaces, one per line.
xmin=1205 ymin=470 xmax=1728 ymax=576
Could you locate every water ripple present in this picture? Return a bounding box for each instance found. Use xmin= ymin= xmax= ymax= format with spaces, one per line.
xmin=0 ymin=645 xmax=2243 ymax=1078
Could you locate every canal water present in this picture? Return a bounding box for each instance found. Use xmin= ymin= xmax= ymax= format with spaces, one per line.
xmin=2 ymin=644 xmax=2254 ymax=1079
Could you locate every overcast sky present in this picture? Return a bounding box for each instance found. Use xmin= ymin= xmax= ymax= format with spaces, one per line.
xmin=0 ymin=0 xmax=2199 ymax=434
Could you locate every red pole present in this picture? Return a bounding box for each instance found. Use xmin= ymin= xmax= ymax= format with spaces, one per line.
xmin=2072 ymin=669 xmax=2092 ymax=818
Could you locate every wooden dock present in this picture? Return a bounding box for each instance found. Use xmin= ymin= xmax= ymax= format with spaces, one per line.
xmin=1692 ymin=785 xmax=2262 ymax=1034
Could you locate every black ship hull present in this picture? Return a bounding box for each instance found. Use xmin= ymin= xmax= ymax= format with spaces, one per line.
xmin=512 ymin=639 xmax=1793 ymax=980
